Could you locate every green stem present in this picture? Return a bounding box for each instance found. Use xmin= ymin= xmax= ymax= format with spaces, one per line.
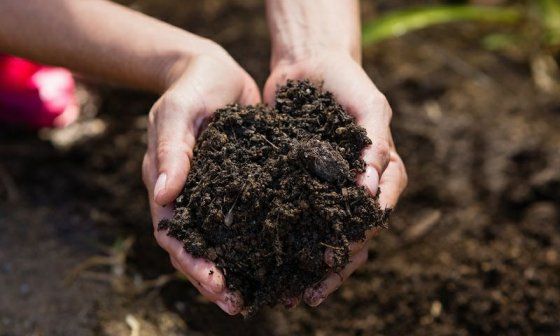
xmin=363 ymin=5 xmax=521 ymax=46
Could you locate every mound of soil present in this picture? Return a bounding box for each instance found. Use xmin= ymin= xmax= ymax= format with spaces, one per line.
xmin=159 ymin=80 xmax=390 ymax=313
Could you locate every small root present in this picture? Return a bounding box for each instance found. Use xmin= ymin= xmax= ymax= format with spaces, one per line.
xmin=260 ymin=134 xmax=279 ymax=149
xmin=320 ymin=242 xmax=343 ymax=250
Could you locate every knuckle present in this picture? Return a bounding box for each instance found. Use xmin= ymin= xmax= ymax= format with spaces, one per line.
xmin=156 ymin=138 xmax=193 ymax=166
xmin=159 ymin=92 xmax=185 ymax=113
xmin=356 ymin=249 xmax=369 ymax=265
xmin=148 ymin=99 xmax=160 ymax=119
xmin=367 ymin=92 xmax=392 ymax=118
xmin=379 ymin=94 xmax=393 ymax=117
xmin=147 ymin=109 xmax=157 ymax=136
xmin=372 ymin=139 xmax=391 ymax=157
xmin=154 ymin=230 xmax=165 ymax=246
xmin=148 ymin=108 xmax=156 ymax=126
xmin=394 ymin=153 xmax=408 ymax=188
xmin=366 ymin=227 xmax=380 ymax=240
xmin=370 ymin=140 xmax=391 ymax=172
xmin=401 ymin=163 xmax=409 ymax=188
xmin=141 ymin=153 xmax=151 ymax=185
xmin=156 ymin=139 xmax=173 ymax=164
xmin=156 ymin=92 xmax=204 ymax=123
xmin=169 ymin=256 xmax=179 ymax=270
xmin=156 ymin=136 xmax=192 ymax=162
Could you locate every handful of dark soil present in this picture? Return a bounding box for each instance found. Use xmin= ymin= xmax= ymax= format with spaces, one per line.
xmin=159 ymin=80 xmax=390 ymax=314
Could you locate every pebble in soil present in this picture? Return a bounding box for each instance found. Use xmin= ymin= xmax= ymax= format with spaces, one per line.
xmin=159 ymin=80 xmax=390 ymax=314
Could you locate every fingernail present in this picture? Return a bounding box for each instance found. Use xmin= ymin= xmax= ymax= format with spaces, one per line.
xmin=154 ymin=173 xmax=167 ymax=202
xmin=218 ymin=292 xmax=243 ymax=315
xmin=216 ymin=300 xmax=234 ymax=315
xmin=304 ymin=284 xmax=326 ymax=307
xmin=324 ymin=248 xmax=335 ymax=268
xmin=307 ymin=293 xmax=325 ymax=307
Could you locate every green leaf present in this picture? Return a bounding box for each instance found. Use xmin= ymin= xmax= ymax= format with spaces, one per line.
xmin=537 ymin=0 xmax=560 ymax=46
xmin=363 ymin=5 xmax=522 ymax=46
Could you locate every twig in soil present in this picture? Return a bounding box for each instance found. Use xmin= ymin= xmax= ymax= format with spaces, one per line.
xmin=133 ymin=273 xmax=177 ymax=292
xmin=331 ymin=221 xmax=350 ymax=254
xmin=229 ymin=126 xmax=238 ymax=142
xmin=65 ymin=256 xmax=115 ymax=284
xmin=65 ymin=236 xmax=135 ymax=285
xmin=320 ymin=242 xmax=343 ymax=250
xmin=341 ymin=187 xmax=352 ymax=216
xmin=224 ymin=201 xmax=236 ymax=227
xmin=224 ymin=184 xmax=245 ymax=227
xmin=260 ymin=134 xmax=279 ymax=149
xmin=224 ymin=172 xmax=256 ymax=226
xmin=74 ymin=269 xmax=177 ymax=294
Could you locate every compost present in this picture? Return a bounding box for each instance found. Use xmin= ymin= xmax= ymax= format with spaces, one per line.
xmin=159 ymin=80 xmax=389 ymax=313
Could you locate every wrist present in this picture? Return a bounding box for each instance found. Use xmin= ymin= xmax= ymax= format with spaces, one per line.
xmin=266 ymin=0 xmax=361 ymax=70
xmin=159 ymin=38 xmax=228 ymax=92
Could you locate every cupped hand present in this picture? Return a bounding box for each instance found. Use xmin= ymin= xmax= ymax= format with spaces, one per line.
xmin=142 ymin=44 xmax=260 ymax=315
xmin=264 ymin=51 xmax=408 ymax=308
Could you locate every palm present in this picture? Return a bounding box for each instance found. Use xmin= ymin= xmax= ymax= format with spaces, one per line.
xmin=264 ymin=53 xmax=407 ymax=307
xmin=143 ymin=52 xmax=260 ymax=315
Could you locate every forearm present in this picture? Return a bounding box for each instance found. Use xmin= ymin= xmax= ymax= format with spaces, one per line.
xmin=0 ymin=0 xmax=215 ymax=93
xmin=265 ymin=0 xmax=361 ymax=68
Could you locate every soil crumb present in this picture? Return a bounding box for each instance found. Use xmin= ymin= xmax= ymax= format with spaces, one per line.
xmin=159 ymin=80 xmax=390 ymax=314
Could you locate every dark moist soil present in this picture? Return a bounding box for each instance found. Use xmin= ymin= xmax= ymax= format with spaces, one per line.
xmin=159 ymin=80 xmax=389 ymax=313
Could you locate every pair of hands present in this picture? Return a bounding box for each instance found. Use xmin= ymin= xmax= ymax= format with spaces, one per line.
xmin=142 ymin=43 xmax=407 ymax=315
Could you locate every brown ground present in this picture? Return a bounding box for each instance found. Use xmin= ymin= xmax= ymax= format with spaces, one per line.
xmin=1 ymin=1 xmax=559 ymax=335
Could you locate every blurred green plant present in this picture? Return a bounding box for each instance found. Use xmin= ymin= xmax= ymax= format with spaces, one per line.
xmin=362 ymin=5 xmax=521 ymax=45
xmin=362 ymin=2 xmax=560 ymax=50
xmin=538 ymin=0 xmax=560 ymax=46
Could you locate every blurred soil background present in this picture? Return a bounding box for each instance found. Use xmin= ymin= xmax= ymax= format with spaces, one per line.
xmin=0 ymin=0 xmax=559 ymax=335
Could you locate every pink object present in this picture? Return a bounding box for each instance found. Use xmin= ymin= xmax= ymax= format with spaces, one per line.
xmin=0 ymin=55 xmax=78 ymax=128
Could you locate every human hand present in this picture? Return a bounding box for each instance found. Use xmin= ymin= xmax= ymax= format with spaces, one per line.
xmin=264 ymin=51 xmax=407 ymax=308
xmin=142 ymin=43 xmax=260 ymax=315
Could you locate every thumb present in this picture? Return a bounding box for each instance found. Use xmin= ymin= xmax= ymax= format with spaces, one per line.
xmin=148 ymin=93 xmax=200 ymax=206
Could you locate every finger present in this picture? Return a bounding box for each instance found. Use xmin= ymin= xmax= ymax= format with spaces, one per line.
xmin=358 ymin=138 xmax=391 ymax=195
xmin=144 ymin=150 xmax=227 ymax=295
xmin=238 ymin=75 xmax=262 ymax=106
xmin=331 ymin=154 xmax=405 ymax=267
xmin=154 ymin=223 xmax=225 ymax=294
xmin=317 ymin=69 xmax=393 ymax=196
xmin=170 ymin=256 xmax=221 ymax=301
xmin=171 ymin=253 xmax=243 ymax=316
xmin=280 ymin=296 xmax=301 ymax=309
xmin=149 ymin=95 xmax=199 ymax=207
xmin=263 ymin=72 xmax=287 ymax=105
xmin=305 ymin=249 xmax=369 ymax=307
xmin=324 ymin=227 xmax=380 ymax=267
xmin=378 ymin=152 xmax=407 ymax=209
xmin=216 ymin=291 xmax=245 ymax=316
xmin=142 ymin=152 xmax=175 ymax=226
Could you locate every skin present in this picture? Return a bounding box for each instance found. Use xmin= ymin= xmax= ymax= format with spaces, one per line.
xmin=0 ymin=0 xmax=407 ymax=314
xmin=265 ymin=0 xmax=408 ymax=308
